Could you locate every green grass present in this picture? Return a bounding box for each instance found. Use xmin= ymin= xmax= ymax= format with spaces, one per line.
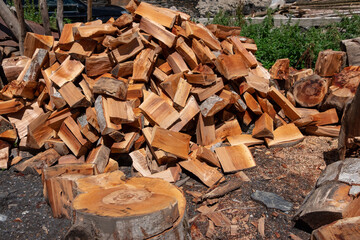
xmin=212 ymin=10 xmax=360 ymax=69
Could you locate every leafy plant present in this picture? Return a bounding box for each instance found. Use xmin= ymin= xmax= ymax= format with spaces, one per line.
xmin=212 ymin=9 xmax=360 ymax=69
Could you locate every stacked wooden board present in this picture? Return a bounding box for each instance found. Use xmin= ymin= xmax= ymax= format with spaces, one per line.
xmin=0 ymin=1 xmax=351 ymax=232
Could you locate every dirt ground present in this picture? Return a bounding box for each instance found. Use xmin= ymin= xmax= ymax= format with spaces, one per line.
xmin=0 ymin=136 xmax=339 ymax=239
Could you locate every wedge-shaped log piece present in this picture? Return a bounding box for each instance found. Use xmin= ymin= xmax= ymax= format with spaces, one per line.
xmin=200 ymin=95 xmax=227 ymax=117
xmin=85 ymin=52 xmax=113 ymax=77
xmin=229 ymin=36 xmax=257 ymax=68
xmin=24 ymin=32 xmax=53 ymax=58
xmin=173 ymin=78 xmax=191 ymax=108
xmin=86 ymin=144 xmax=110 ymax=173
xmin=127 ymin=84 xmax=145 ymax=99
xmin=245 ymin=71 xmax=269 ymax=97
xmin=58 ymin=116 xmax=89 ymax=157
xmin=58 ymin=23 xmax=82 ymax=50
xmin=106 ymin=97 xmax=135 ymax=124
xmin=312 ymin=108 xmax=339 ymax=126
xmin=132 ymin=48 xmax=156 ymax=83
xmin=243 ymin=92 xmax=262 ymax=115
xmin=170 ymin=95 xmax=200 ymax=132
xmin=0 ymin=116 xmax=17 ymax=142
xmin=268 ymin=86 xmax=301 ymax=121
xmin=59 ymin=82 xmax=91 ymax=108
xmin=46 ymin=108 xmax=72 ymax=131
xmin=135 ymin=2 xmax=178 ymax=28
xmin=252 ymin=113 xmax=274 ymax=139
xmin=257 ymin=96 xmax=276 ymax=119
xmin=111 ymin=132 xmax=139 ymax=153
xmin=312 ymin=216 xmax=360 ymax=240
xmin=77 ymin=114 xmax=99 ymax=143
xmin=197 ymin=114 xmax=216 ymax=146
xmin=176 ymin=38 xmax=198 ymax=69
xmin=192 ymin=78 xmax=224 ymax=102
xmin=129 ymin=148 xmax=151 ymax=177
xmin=167 ymin=52 xmax=189 ymax=74
xmin=50 ymin=56 xmax=84 ymax=87
xmin=93 ymin=76 xmax=127 ymax=100
xmin=148 ymin=166 xmax=181 ymax=183
xmin=179 ymin=158 xmax=223 ymax=187
xmin=8 ymin=101 xmax=43 ymax=139
xmin=112 ymin=61 xmax=133 ymax=78
xmin=69 ymin=39 xmax=97 ymax=61
xmin=192 ymin=38 xmax=216 ymax=64
xmin=151 ymin=126 xmax=190 ymax=159
xmin=184 ymin=72 xmax=216 ymax=86
xmin=42 ymin=163 xmax=96 ymax=218
xmin=0 ymin=140 xmax=10 ymax=169
xmin=2 ymin=56 xmax=30 ymax=82
xmin=293 ymin=74 xmax=327 ymax=108
xmin=315 ymin=49 xmax=346 ymax=77
xmin=18 ymin=48 xmax=48 ymax=83
xmin=44 ymin=139 xmax=69 ymax=156
xmin=67 ymin=174 xmax=186 ymax=240
xmin=306 ymin=125 xmax=340 ymax=137
xmin=294 ymin=182 xmax=352 ymax=230
xmin=104 ymin=158 xmax=119 ymax=173
xmin=73 ymin=23 xmax=118 ymax=39
xmin=196 ymin=146 xmax=221 ymax=168
xmin=266 ymin=123 xmax=304 ymax=148
xmin=269 ymin=58 xmax=289 ymax=80
xmin=140 ymin=17 xmax=176 ymax=48
xmin=159 ymin=73 xmax=182 ymax=99
xmin=111 ymin=37 xmax=144 ymax=63
xmin=215 ymin=145 xmax=256 ymax=173
xmin=227 ymin=134 xmax=264 ymax=147
xmin=27 ymin=112 xmax=55 ymax=149
xmin=215 ymin=119 xmax=242 ymax=140
xmin=152 ymin=67 xmax=168 ymax=82
xmin=94 ymin=95 xmax=121 ymax=135
xmin=112 ymin=13 xmax=133 ymax=28
xmin=186 ymin=21 xmax=221 ymax=51
xmin=0 ymin=99 xmax=24 ymax=115
xmin=14 ymin=148 xmax=60 ymax=175
xmin=139 ymin=92 xmax=179 ymax=129
xmin=206 ymin=24 xmax=241 ymax=40
xmin=215 ymin=54 xmax=248 ymax=80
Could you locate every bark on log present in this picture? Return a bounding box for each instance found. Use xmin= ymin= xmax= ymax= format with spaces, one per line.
xmin=0 ymin=0 xmax=21 ymax=41
xmin=57 ymin=0 xmax=64 ymax=34
xmin=13 ymin=0 xmax=26 ymax=55
xmin=292 ymin=74 xmax=327 ymax=108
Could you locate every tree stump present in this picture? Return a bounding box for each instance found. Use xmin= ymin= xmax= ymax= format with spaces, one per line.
xmin=292 ymin=74 xmax=327 ymax=108
xmin=65 ymin=171 xmax=188 ymax=240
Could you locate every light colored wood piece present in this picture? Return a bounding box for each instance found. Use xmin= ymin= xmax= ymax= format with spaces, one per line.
xmin=135 ymin=2 xmax=178 ymax=28
xmin=173 ymin=78 xmax=191 ymax=108
xmin=59 ymin=82 xmax=91 ymax=108
xmin=266 ymin=123 xmax=304 ymax=148
xmin=185 ymin=21 xmax=221 ymax=51
xmin=50 ymin=56 xmax=84 ymax=87
xmin=227 ymin=134 xmax=264 ymax=147
xmin=214 ymin=54 xmax=249 ymax=80
xmin=167 ymin=51 xmax=189 ymax=74
xmin=252 ymin=113 xmax=274 ymax=139
xmin=268 ymin=86 xmax=301 ymax=121
xmin=215 ymin=144 xmax=256 ymax=173
xmin=197 ymin=114 xmax=216 ymax=146
xmin=86 ymin=144 xmax=110 ymax=173
xmin=215 ymin=119 xmax=242 ymax=140
xmin=139 ymin=17 xmax=176 ymax=48
xmin=170 ymin=95 xmax=200 ymax=132
xmin=243 ymin=92 xmax=262 ymax=115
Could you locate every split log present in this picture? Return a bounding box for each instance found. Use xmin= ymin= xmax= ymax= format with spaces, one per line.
xmin=312 ymin=108 xmax=339 ymax=126
xmin=292 ymin=74 xmax=328 ymax=108
xmin=93 ymin=76 xmax=128 ymax=100
xmin=167 ymin=52 xmax=189 ymax=74
xmin=175 ymin=38 xmax=198 ymax=69
xmin=243 ymin=92 xmax=262 ymax=115
xmin=269 ymin=58 xmax=289 ymax=80
xmin=252 ymin=113 xmax=274 ymax=139
xmin=0 ymin=140 xmax=10 ymax=169
xmin=112 ymin=61 xmax=134 ymax=78
xmin=44 ymin=139 xmax=69 ymax=156
xmin=227 ymin=134 xmax=264 ymax=147
xmin=139 ymin=17 xmax=176 ymax=48
xmin=170 ymin=95 xmax=200 ymax=132
xmin=265 ymin=123 xmax=304 ymax=148
xmin=50 ymin=56 xmax=84 ymax=87
xmin=0 ymin=116 xmax=17 ymax=142
xmin=306 ymin=125 xmax=340 ymax=137
xmin=268 ymin=86 xmax=301 ymax=121
xmin=311 ymin=216 xmax=360 ymax=240
xmin=73 ymin=24 xmax=117 ymax=39
xmin=215 ymin=119 xmax=242 ymax=140
xmin=65 ymin=173 xmax=187 ymax=240
xmin=27 ymin=112 xmax=55 ymax=149
xmin=228 ymin=36 xmax=257 ymax=68
xmin=135 ymin=2 xmax=178 ymax=28
xmin=86 ymin=144 xmax=110 ymax=173
xmin=191 ymin=78 xmax=224 ymax=102
xmin=2 ymin=56 xmax=30 ymax=82
xmin=132 ymin=48 xmax=156 ymax=82
xmin=173 ymin=78 xmax=191 ymax=108
xmin=315 ymin=49 xmax=346 ymax=77
xmin=186 ymin=21 xmax=221 ymax=51
xmin=112 ymin=13 xmax=133 ymax=28
xmin=286 ymin=68 xmax=313 ymax=91
xmin=24 ymin=32 xmax=54 ymax=58
xmin=111 ymin=37 xmax=144 ymax=63
xmin=341 ymin=37 xmax=360 ymax=66
xmin=196 ymin=114 xmax=216 ymax=146
xmin=58 ymin=82 xmax=91 ymax=108
xmin=192 ymin=38 xmax=216 ymax=64
xmin=214 ymin=54 xmax=248 ymax=80
xmin=215 ymin=144 xmax=256 ymax=173
xmin=200 ymin=95 xmax=227 ymax=117
xmin=111 ymin=132 xmax=139 ymax=154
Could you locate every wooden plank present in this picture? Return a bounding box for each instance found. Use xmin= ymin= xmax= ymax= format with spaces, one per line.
xmin=268 ymin=86 xmax=301 ymax=121
xmin=139 ymin=17 xmax=176 ymax=48
xmin=58 ymin=82 xmax=91 ymax=108
xmin=252 ymin=113 xmax=274 ymax=139
xmin=139 ymin=92 xmax=179 ymax=129
xmin=50 ymin=56 xmax=84 ymax=87
xmin=173 ymin=78 xmax=191 ymax=108
xmin=58 ymin=116 xmax=89 ymax=157
xmin=214 ymin=54 xmax=249 ymax=80
xmin=215 ymin=144 xmax=256 ymax=173
xmin=132 ymin=48 xmax=156 ymax=83
xmin=135 ymin=2 xmax=178 ymax=29
xmin=150 ymin=126 xmax=191 ymax=159
xmin=197 ymin=114 xmax=216 ymax=146
xmin=170 ymin=95 xmax=200 ymax=132
xmin=227 ymin=134 xmax=264 ymax=147
xmin=265 ymin=123 xmax=304 ymax=148
xmin=179 ymin=158 xmax=223 ymax=187
xmin=175 ymin=37 xmax=198 ymax=69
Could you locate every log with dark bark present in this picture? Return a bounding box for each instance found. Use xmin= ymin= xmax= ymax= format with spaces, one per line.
xmin=13 ymin=0 xmax=27 ymax=55
xmin=39 ymin=0 xmax=51 ymax=35
xmin=57 ymin=0 xmax=64 ymax=34
xmin=0 ymin=0 xmax=21 ymax=41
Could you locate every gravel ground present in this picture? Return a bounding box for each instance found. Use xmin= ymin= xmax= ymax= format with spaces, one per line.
xmin=0 ymin=136 xmax=340 ymax=239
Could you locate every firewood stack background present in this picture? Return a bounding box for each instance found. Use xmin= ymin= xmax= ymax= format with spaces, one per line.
xmin=0 ymin=0 xmax=360 ymax=238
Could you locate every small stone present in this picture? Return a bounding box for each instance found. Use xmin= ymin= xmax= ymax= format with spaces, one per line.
xmin=0 ymin=214 xmax=7 ymax=222
xmin=316 ymin=160 xmax=342 ymax=187
xmin=251 ymin=190 xmax=293 ymax=212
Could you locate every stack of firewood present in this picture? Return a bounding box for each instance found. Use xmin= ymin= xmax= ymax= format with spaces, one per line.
xmin=0 ymin=1 xmax=358 ymax=235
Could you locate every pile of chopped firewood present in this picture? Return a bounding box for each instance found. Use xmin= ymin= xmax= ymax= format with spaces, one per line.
xmin=0 ymin=0 xmax=359 ymax=234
